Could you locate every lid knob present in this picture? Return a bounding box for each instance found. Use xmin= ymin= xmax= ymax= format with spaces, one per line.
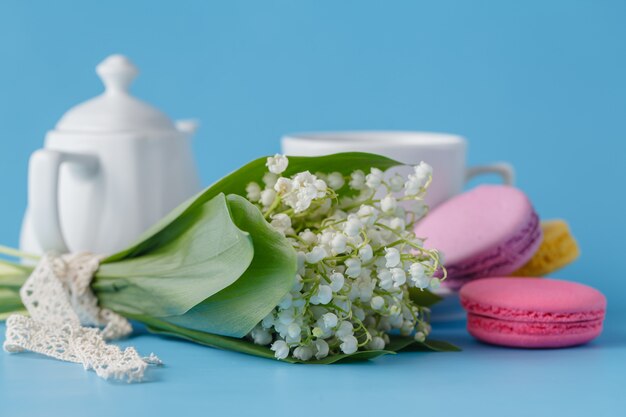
xmin=96 ymin=54 xmax=138 ymax=95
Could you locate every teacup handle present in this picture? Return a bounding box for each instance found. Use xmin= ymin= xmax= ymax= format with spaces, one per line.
xmin=465 ymin=163 xmax=515 ymax=185
xmin=29 ymin=149 xmax=99 ymax=253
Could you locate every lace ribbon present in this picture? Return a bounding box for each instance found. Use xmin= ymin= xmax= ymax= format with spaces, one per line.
xmin=3 ymin=253 xmax=161 ymax=382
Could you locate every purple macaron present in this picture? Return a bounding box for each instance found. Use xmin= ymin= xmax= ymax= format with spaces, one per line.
xmin=414 ymin=185 xmax=542 ymax=290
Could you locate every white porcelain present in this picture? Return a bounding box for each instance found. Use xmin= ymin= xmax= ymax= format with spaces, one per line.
xmin=281 ymin=131 xmax=514 ymax=207
xmin=20 ymin=55 xmax=201 ymax=255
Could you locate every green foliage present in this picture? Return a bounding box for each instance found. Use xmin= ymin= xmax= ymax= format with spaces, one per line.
xmin=140 ymin=316 xmax=459 ymax=364
xmin=408 ymin=288 xmax=444 ymax=307
xmin=94 ymin=193 xmax=256 ymax=317
xmin=0 ymin=153 xmax=459 ymax=362
xmin=154 ymin=195 xmax=297 ymax=337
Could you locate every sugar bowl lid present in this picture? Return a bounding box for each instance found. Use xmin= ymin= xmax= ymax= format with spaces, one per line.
xmin=55 ymin=54 xmax=177 ymax=133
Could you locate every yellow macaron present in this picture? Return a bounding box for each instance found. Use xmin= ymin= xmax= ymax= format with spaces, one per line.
xmin=512 ymin=219 xmax=580 ymax=277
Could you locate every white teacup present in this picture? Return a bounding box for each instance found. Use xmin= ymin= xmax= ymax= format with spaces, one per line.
xmin=281 ymin=131 xmax=514 ymax=208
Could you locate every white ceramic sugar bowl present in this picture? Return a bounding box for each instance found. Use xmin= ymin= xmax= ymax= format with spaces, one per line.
xmin=20 ymin=54 xmax=201 ymax=255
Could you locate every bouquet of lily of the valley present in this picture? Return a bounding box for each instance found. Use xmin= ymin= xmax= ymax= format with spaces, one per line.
xmin=0 ymin=152 xmax=457 ymax=380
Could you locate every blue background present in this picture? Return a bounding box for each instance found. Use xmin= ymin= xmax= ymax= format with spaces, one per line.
xmin=0 ymin=1 xmax=625 ymax=416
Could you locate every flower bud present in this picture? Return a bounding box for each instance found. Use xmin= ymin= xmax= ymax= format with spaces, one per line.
xmin=327 ymin=172 xmax=345 ymax=190
xmin=260 ymin=189 xmax=277 ymax=206
xmin=370 ymin=296 xmax=385 ymax=310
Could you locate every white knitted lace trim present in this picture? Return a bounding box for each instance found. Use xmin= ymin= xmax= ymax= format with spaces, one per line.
xmin=3 ymin=253 xmax=161 ymax=382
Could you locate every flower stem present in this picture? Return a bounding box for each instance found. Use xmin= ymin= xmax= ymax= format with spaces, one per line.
xmin=0 ymin=245 xmax=39 ymax=261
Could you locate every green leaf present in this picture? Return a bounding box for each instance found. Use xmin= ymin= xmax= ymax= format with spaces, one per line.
xmin=141 ymin=316 xmax=395 ymax=364
xmin=408 ymin=288 xmax=443 ymax=307
xmin=140 ymin=316 xmax=458 ymax=364
xmin=387 ymin=335 xmax=462 ymax=352
xmin=415 ymin=339 xmax=462 ymax=352
xmin=93 ymin=193 xmax=255 ymax=317
xmin=107 ymin=152 xmax=401 ymax=262
xmin=160 ymin=195 xmax=297 ymax=337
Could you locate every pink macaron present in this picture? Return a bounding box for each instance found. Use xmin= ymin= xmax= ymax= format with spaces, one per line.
xmin=460 ymin=277 xmax=607 ymax=348
xmin=414 ymin=185 xmax=542 ymax=290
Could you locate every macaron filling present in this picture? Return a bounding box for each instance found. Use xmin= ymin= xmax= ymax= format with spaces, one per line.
xmin=467 ymin=314 xmax=604 ymax=337
xmin=461 ymin=298 xmax=605 ymax=323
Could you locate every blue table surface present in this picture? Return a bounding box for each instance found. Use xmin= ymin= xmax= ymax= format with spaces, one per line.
xmin=1 ymin=305 xmax=624 ymax=417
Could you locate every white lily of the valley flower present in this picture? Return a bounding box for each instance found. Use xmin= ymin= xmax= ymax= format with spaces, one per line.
xmin=390 ymin=267 xmax=406 ymax=287
xmin=409 ymin=262 xmax=427 ymax=285
xmin=389 ymin=304 xmax=402 ymax=317
xmin=411 ymin=270 xmax=430 ymax=290
xmin=380 ymin=194 xmax=397 ymax=213
xmin=349 ymin=170 xmax=366 ymax=189
xmin=305 ymin=246 xmax=327 ymax=264
xmin=299 ymin=229 xmax=317 ymax=245
xmin=377 ymin=268 xmax=394 ymax=290
xmin=260 ymin=188 xmax=277 ymax=206
xmin=292 ymin=274 xmax=304 ymax=292
xmin=344 ymin=216 xmax=362 ymax=237
xmin=389 ymin=217 xmax=405 ymax=231
xmin=293 ymin=345 xmax=314 ymax=361
xmin=400 ymin=320 xmax=414 ymax=336
xmin=274 ymin=177 xmax=293 ymax=195
xmin=429 ymin=277 xmax=441 ymax=290
xmin=314 ymin=339 xmax=329 ymax=359
xmin=261 ymin=312 xmax=275 ymax=329
xmin=385 ymin=247 xmax=401 ymax=268
xmin=368 ymin=336 xmax=386 ymax=350
xmin=352 ymin=306 xmax=366 ymax=321
xmin=278 ymin=292 xmax=293 ymax=309
xmin=287 ymin=323 xmax=301 ymax=339
xmin=312 ymin=327 xmax=325 ymax=338
xmin=358 ymin=244 xmax=373 ymax=262
xmin=267 ymin=154 xmax=289 ymax=174
xmin=404 ymin=162 xmax=432 ymax=196
xmin=319 ymin=230 xmax=335 ymax=247
xmin=271 ymin=340 xmax=289 ymax=359
xmin=344 ymin=258 xmax=362 ymax=278
xmin=357 ymin=205 xmax=378 ymax=225
xmin=335 ymin=321 xmax=354 ymax=339
xmin=246 ymin=182 xmax=261 ymax=202
xmin=389 ymin=173 xmax=405 ymax=192
xmin=370 ymin=296 xmax=385 ymax=310
xmin=263 ymin=172 xmax=278 ymax=188
xmin=365 ymin=168 xmax=384 ymax=189
xmin=277 ymin=308 xmax=295 ymax=324
xmin=331 ymin=233 xmax=347 ymax=255
xmin=340 ymin=335 xmax=359 ymax=354
xmin=329 ymin=272 xmax=345 ymax=292
xmin=310 ymin=285 xmax=333 ymax=305
xmin=251 ymin=325 xmax=273 ymax=345
xmin=270 ymin=213 xmax=292 ymax=236
xmin=246 ymin=155 xmax=442 ymax=360
xmin=321 ymin=312 xmax=338 ymax=329
xmin=327 ymin=172 xmax=345 ymax=190
xmin=414 ymin=162 xmax=432 ymax=185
